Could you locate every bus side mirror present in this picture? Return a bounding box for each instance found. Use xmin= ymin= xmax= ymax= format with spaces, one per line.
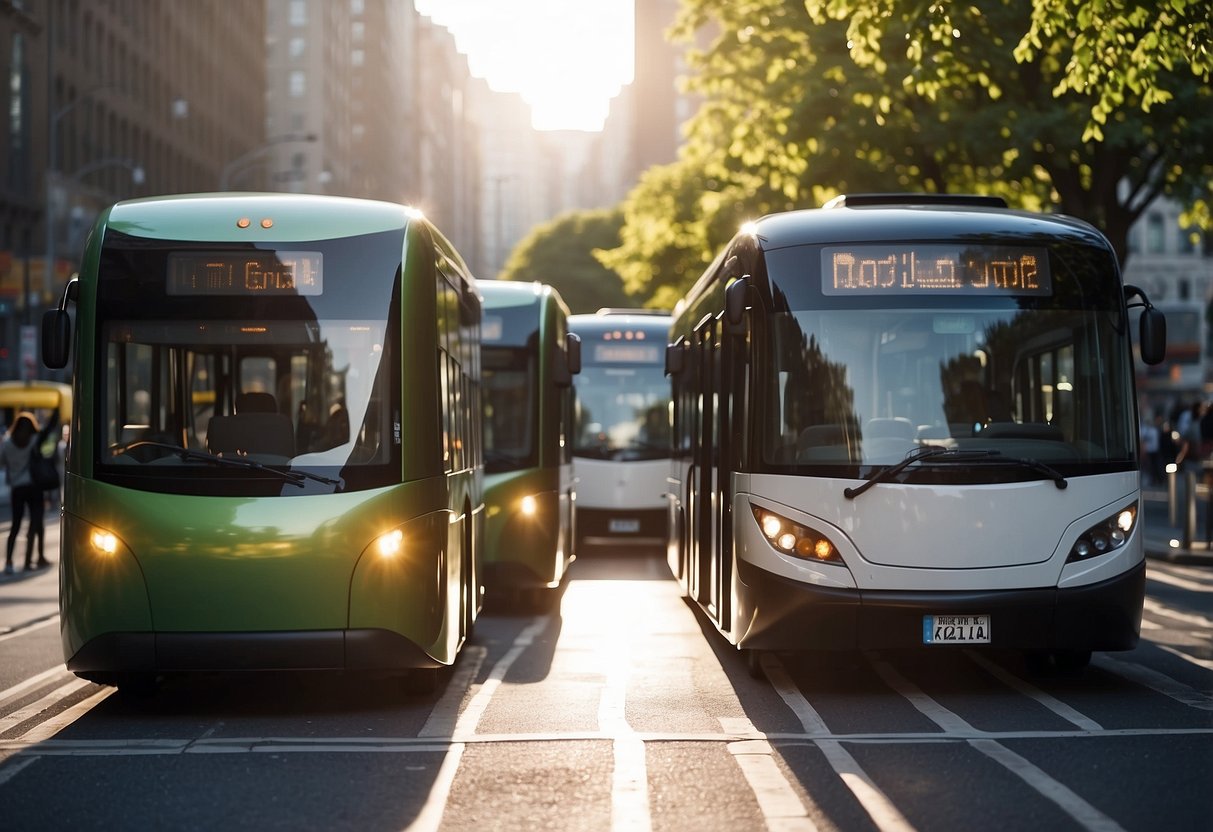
xmin=725 ymin=278 xmax=748 ymax=335
xmin=1139 ymin=307 xmax=1166 ymax=366
xmin=41 ymin=309 xmax=71 ymax=369
xmin=555 ymin=333 xmax=581 ymax=387
xmin=665 ymin=341 xmax=684 ymax=376
xmin=566 ymin=332 xmax=581 ymax=376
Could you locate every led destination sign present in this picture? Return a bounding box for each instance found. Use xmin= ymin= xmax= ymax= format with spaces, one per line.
xmin=823 ymin=245 xmax=1050 ymax=296
xmin=167 ymin=251 xmax=323 ymax=296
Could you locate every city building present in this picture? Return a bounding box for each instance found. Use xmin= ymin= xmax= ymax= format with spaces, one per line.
xmin=0 ymin=0 xmax=266 ymax=382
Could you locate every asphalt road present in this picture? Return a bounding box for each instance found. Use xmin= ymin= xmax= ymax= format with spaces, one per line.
xmin=1 ymin=516 xmax=1210 ymax=831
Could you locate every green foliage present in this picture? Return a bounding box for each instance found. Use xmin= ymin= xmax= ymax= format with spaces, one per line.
xmin=497 ymin=208 xmax=634 ymax=314
xmin=600 ymin=0 xmax=1212 ymax=303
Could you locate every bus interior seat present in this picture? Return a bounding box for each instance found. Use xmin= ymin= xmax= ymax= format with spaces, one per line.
xmin=236 ymin=391 xmax=278 ymax=414
xmin=207 ymin=412 xmax=295 ymax=458
xmin=864 ymin=417 xmax=916 ymax=441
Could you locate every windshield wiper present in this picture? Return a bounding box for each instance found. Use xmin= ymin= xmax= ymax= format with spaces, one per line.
xmin=843 ymin=446 xmax=1066 ymax=500
xmin=113 ymin=440 xmax=341 ymax=487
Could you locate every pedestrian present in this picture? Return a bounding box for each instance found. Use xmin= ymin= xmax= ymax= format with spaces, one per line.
xmin=1 ymin=409 xmax=60 ymax=574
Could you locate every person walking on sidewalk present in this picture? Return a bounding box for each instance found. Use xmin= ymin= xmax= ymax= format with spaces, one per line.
xmin=1 ymin=409 xmax=60 ymax=574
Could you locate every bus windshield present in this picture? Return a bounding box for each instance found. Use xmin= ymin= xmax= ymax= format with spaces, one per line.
xmin=574 ymin=359 xmax=671 ymax=461
xmin=93 ymin=230 xmax=401 ymax=494
xmin=761 ymin=244 xmax=1136 ymax=476
xmin=482 ymin=346 xmax=536 ymax=473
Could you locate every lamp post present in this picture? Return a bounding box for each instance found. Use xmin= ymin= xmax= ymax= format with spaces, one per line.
xmin=219 ymin=133 xmax=318 ymax=191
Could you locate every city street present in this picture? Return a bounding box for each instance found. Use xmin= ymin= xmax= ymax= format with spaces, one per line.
xmin=0 ymin=505 xmax=1210 ymax=831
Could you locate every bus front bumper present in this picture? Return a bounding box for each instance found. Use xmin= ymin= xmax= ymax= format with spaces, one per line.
xmin=65 ymin=628 xmax=443 ymax=676
xmin=734 ymin=559 xmax=1145 ymax=652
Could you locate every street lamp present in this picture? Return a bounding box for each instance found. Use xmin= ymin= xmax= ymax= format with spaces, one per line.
xmin=219 ymin=133 xmax=318 ymax=191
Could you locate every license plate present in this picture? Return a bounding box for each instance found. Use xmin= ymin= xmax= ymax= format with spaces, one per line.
xmin=923 ymin=614 xmax=991 ymax=644
xmin=609 ymin=518 xmax=640 ymax=534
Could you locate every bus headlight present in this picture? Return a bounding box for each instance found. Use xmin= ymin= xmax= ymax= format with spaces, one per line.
xmin=751 ymin=506 xmax=842 ymax=564
xmin=90 ymin=528 xmax=119 ymax=556
xmin=520 ymin=495 xmax=538 ymax=517
xmin=1068 ymin=503 xmax=1137 ymax=562
xmin=375 ymin=528 xmax=404 ymax=559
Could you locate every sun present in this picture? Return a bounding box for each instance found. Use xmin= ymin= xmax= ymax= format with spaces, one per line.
xmin=415 ymin=0 xmax=634 ymax=132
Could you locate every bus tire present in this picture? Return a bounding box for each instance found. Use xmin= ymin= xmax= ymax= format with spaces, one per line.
xmin=114 ymin=672 xmax=159 ymax=697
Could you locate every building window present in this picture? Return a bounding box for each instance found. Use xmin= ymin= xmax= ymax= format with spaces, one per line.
xmin=1146 ymin=213 xmax=1166 ymax=254
xmin=289 ymin=71 xmax=306 ymax=97
xmin=290 ymin=38 xmax=305 ymax=59
xmin=1178 ymin=278 xmax=1191 ymax=301
xmin=351 ymin=49 xmax=364 ymax=67
xmin=1178 ymin=225 xmax=1198 ymax=255
xmin=7 ymin=33 xmax=28 ymax=192
xmin=289 ymin=0 xmax=307 ymax=26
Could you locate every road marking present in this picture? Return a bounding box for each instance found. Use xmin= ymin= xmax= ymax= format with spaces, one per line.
xmin=405 ymin=617 xmax=546 ymax=832
xmin=969 ymin=740 xmax=1125 ymax=831
xmin=0 ymin=665 xmax=70 ymax=707
xmin=599 ymin=631 xmax=650 ymax=832
xmin=419 ymin=646 xmax=487 ymax=738
xmin=0 ymin=678 xmax=92 ymax=734
xmin=964 ymin=651 xmax=1103 ymax=731
xmin=2 ymin=726 xmax=1212 ymax=758
xmin=871 ymin=655 xmax=1130 ymax=831
xmin=721 ymin=717 xmax=817 ymax=832
xmin=16 ymin=686 xmax=114 ymax=744
xmin=1094 ymin=653 xmax=1213 ymax=709
xmin=764 ymin=654 xmax=916 ymax=832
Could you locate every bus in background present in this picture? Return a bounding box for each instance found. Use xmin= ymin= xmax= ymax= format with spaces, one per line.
xmin=479 ymin=280 xmax=580 ymax=608
xmin=569 ymin=309 xmax=672 ymax=551
xmin=42 ymin=193 xmax=484 ymax=693
xmin=1133 ymin=298 xmax=1206 ymax=413
xmin=666 ymin=193 xmax=1166 ymax=674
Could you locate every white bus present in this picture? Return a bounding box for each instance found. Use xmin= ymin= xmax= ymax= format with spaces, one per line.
xmin=570 ymin=310 xmax=672 ymax=550
xmin=666 ymin=194 xmax=1166 ymax=673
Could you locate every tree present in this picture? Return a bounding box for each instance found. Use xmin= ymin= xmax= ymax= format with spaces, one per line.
xmin=601 ymin=0 xmax=1212 ymax=302
xmin=498 ymin=208 xmax=634 ymax=314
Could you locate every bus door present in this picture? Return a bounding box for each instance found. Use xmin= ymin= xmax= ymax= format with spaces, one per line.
xmin=691 ymin=315 xmax=731 ymax=626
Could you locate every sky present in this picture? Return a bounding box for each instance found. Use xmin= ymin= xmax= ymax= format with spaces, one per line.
xmin=413 ymin=0 xmax=635 ymax=132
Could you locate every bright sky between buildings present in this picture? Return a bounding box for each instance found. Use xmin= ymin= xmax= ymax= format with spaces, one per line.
xmin=413 ymin=0 xmax=635 ymax=132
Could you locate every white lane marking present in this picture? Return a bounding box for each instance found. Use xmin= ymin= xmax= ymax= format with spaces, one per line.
xmin=1094 ymin=653 xmax=1213 ymax=710
xmin=0 ymin=679 xmax=92 ymax=734
xmin=964 ymin=651 xmax=1103 ymax=731
xmin=0 ymin=665 xmax=70 ymax=707
xmin=1156 ymin=643 xmax=1213 ymax=672
xmin=15 ymin=686 xmax=113 ymax=744
xmin=721 ymin=717 xmax=817 ymax=832
xmin=871 ymin=655 xmax=1131 ymax=832
xmin=599 ymin=634 xmax=650 ymax=832
xmin=969 ymin=740 xmax=1126 ymax=831
xmin=405 ymin=617 xmax=546 ymax=832
xmin=0 ymin=755 xmax=40 ymax=787
xmin=866 ymin=654 xmax=973 ymax=734
xmin=764 ymin=654 xmax=917 ymax=832
xmin=0 ymin=617 xmax=58 ymax=645
xmin=3 ymin=726 xmax=1212 ymax=757
xmin=1143 ymin=597 xmax=1213 ymax=629
xmin=419 ymin=646 xmax=487 ymax=738
xmin=1140 ymin=619 xmax=1162 ymax=630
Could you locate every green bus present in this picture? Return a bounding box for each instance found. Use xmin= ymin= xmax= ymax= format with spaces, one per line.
xmin=479 ymin=281 xmax=580 ymax=608
xmin=42 ymin=193 xmax=483 ymax=691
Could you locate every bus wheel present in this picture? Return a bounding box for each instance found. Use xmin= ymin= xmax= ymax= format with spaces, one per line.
xmin=1025 ymin=649 xmax=1092 ymax=675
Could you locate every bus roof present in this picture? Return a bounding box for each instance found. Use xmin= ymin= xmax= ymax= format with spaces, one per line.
xmin=478 ymin=280 xmax=548 ymax=308
xmin=750 ymin=200 xmax=1109 ymax=252
xmin=569 ymin=310 xmax=672 ymax=337
xmin=102 ymin=193 xmax=421 ymax=242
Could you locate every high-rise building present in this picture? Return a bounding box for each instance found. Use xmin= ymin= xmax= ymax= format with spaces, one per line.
xmin=0 ymin=0 xmax=266 ymax=381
